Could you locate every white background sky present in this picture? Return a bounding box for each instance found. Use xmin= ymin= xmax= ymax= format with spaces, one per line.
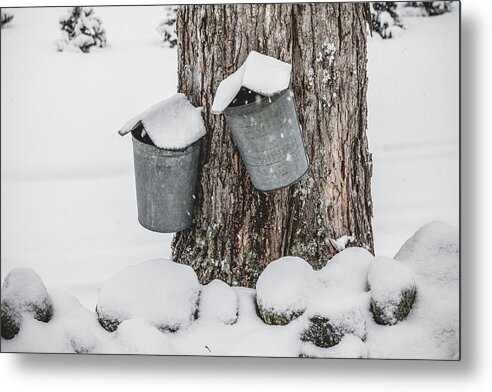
xmin=0 ymin=0 xmax=490 ymax=390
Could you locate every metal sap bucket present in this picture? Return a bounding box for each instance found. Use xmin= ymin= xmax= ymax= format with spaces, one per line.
xmin=132 ymin=130 xmax=202 ymax=233
xmin=224 ymin=86 xmax=309 ymax=192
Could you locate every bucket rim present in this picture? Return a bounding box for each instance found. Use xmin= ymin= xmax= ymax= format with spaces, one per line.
xmin=223 ymin=86 xmax=292 ymax=116
xmin=132 ymin=133 xmax=205 ymax=156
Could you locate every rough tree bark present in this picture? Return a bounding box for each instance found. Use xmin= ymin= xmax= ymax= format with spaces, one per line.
xmin=172 ymin=3 xmax=374 ymax=287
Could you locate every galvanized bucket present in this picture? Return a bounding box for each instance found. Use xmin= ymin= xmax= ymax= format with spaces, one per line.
xmin=224 ymin=86 xmax=309 ymax=192
xmin=132 ymin=132 xmax=202 ymax=233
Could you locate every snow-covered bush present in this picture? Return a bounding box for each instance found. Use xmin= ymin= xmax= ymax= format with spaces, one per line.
xmin=403 ymin=2 xmax=453 ymax=17
xmin=1 ymin=11 xmax=14 ymax=28
xmin=96 ymin=259 xmax=200 ymax=333
xmin=57 ymin=7 xmax=106 ymax=53
xmin=371 ymin=2 xmax=453 ymax=39
xmin=156 ymin=6 xmax=178 ymax=48
xmin=1 ymin=268 xmax=53 ymax=339
xmin=256 ymin=256 xmax=314 ymax=325
xmin=368 ymin=256 xmax=417 ymax=325
xmin=199 ymin=279 xmax=238 ymax=325
xmin=370 ymin=2 xmax=404 ymax=39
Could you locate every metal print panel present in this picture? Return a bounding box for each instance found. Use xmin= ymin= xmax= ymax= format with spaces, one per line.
xmin=0 ymin=2 xmax=460 ymax=359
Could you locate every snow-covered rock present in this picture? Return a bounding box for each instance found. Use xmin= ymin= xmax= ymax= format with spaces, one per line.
xmin=317 ymin=247 xmax=374 ymax=293
xmin=50 ymin=291 xmax=102 ymax=353
xmin=368 ymin=256 xmax=416 ymax=325
xmin=2 ymin=290 xmax=107 ymax=354
xmin=394 ymin=221 xmax=459 ymax=358
xmin=118 ymin=93 xmax=206 ymax=150
xmin=300 ymin=334 xmax=368 ymax=359
xmin=301 ymin=293 xmax=369 ymax=348
xmin=395 ymin=221 xmax=459 ymax=288
xmin=198 ymin=279 xmax=238 ymax=325
xmin=1 ymin=268 xmax=53 ymax=339
xmin=211 ymin=51 xmax=292 ymax=114
xmin=299 ymin=250 xmax=373 ymax=350
xmin=96 ymin=259 xmax=200 ymax=333
xmin=256 ymin=256 xmax=314 ymax=325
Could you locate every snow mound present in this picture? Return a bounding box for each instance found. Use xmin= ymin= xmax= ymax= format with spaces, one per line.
xmin=256 ymin=256 xmax=314 ymax=325
xmin=96 ymin=259 xmax=200 ymax=332
xmin=368 ymin=256 xmax=416 ymax=304
xmin=109 ymin=319 xmax=172 ymax=355
xmin=368 ymin=256 xmax=416 ymax=325
xmin=394 ymin=222 xmax=459 ymax=358
xmin=199 ymin=279 xmax=238 ymax=325
xmin=50 ymin=291 xmax=102 ymax=353
xmin=1 ymin=268 xmax=53 ymax=339
xmin=366 ymin=322 xmax=445 ymax=359
xmin=1 ymin=290 xmax=105 ymax=354
xmin=395 ymin=221 xmax=459 ymax=287
xmin=211 ymin=51 xmax=292 ymax=113
xmin=300 ymin=334 xmax=368 ymax=359
xmin=118 ymin=93 xmax=206 ymax=150
xmin=317 ymin=247 xmax=374 ymax=293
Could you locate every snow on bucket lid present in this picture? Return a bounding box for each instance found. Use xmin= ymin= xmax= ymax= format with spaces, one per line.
xmin=211 ymin=51 xmax=292 ymax=114
xmin=118 ymin=93 xmax=206 ymax=150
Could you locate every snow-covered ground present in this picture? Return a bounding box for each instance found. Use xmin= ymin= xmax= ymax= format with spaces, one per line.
xmin=1 ymin=221 xmax=459 ymax=358
xmin=1 ymin=7 xmax=176 ymax=310
xmin=368 ymin=11 xmax=459 ymax=256
xmin=1 ymin=6 xmax=459 ymax=357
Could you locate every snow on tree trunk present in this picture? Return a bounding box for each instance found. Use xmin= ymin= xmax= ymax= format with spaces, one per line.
xmin=173 ymin=4 xmax=374 ymax=287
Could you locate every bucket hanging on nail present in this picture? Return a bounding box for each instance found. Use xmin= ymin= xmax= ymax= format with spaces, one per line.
xmin=131 ymin=127 xmax=202 ymax=233
xmin=118 ymin=94 xmax=206 ymax=232
xmin=211 ymin=51 xmax=309 ymax=192
xmin=224 ymin=86 xmax=309 ymax=192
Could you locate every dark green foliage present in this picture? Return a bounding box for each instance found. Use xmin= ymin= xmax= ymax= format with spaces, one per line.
xmin=405 ymin=1 xmax=453 ymax=16
xmin=0 ymin=11 xmax=14 ymax=28
xmin=370 ymin=2 xmax=453 ymax=39
xmin=370 ymin=2 xmax=404 ymax=39
xmin=157 ymin=6 xmax=178 ymax=48
xmin=58 ymin=7 xmax=106 ymax=53
xmin=59 ymin=6 xmax=82 ymax=40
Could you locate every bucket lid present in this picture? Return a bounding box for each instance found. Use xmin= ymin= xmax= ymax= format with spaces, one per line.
xmin=211 ymin=51 xmax=292 ymax=114
xmin=118 ymin=93 xmax=206 ymax=151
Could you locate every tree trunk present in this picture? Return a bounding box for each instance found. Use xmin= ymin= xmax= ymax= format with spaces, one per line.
xmin=172 ymin=3 xmax=374 ymax=287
